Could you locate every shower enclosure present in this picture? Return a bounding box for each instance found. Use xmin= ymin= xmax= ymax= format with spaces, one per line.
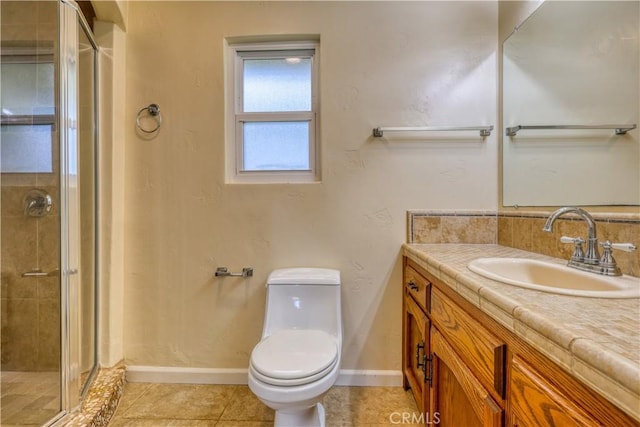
xmin=1 ymin=0 xmax=98 ymax=425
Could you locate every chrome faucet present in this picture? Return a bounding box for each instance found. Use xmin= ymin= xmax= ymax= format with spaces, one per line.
xmin=543 ymin=207 xmax=600 ymax=265
xmin=542 ymin=207 xmax=636 ymax=276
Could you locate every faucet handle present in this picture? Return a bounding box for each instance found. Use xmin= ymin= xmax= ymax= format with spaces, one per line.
xmin=598 ymin=241 xmax=623 ymax=276
xmin=560 ymin=236 xmax=585 ymax=262
xmin=606 ymin=242 xmax=637 ymax=253
xmin=560 ymin=236 xmax=584 ymax=245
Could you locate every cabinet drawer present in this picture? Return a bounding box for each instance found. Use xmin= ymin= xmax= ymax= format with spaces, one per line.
xmin=404 ymin=264 xmax=431 ymax=312
xmin=431 ymin=288 xmax=506 ymax=401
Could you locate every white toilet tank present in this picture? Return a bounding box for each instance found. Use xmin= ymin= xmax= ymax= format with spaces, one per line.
xmin=262 ymin=268 xmax=342 ymax=339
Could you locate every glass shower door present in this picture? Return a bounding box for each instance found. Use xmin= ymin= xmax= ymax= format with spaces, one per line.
xmin=0 ymin=1 xmax=62 ymax=425
xmin=77 ymin=9 xmax=98 ymax=398
xmin=1 ymin=0 xmax=98 ymax=424
xmin=58 ymin=0 xmax=99 ymax=412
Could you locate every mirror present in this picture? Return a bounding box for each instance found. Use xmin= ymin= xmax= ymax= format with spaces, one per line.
xmin=502 ymin=1 xmax=639 ymax=207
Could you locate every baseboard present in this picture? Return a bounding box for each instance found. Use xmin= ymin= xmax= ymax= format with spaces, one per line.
xmin=335 ymin=369 xmax=403 ymax=386
xmin=126 ymin=366 xmax=249 ymax=385
xmin=126 ymin=366 xmax=403 ymax=387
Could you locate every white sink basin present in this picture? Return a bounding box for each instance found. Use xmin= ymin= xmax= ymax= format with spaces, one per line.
xmin=467 ymin=258 xmax=640 ymax=298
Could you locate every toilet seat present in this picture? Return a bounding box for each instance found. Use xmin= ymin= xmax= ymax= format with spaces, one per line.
xmin=251 ymin=329 xmax=338 ymax=386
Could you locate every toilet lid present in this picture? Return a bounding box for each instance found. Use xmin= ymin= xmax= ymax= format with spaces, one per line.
xmin=251 ymin=329 xmax=338 ymax=380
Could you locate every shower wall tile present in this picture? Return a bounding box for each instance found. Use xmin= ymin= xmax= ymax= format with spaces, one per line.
xmin=38 ymin=215 xmax=60 ymax=272
xmin=38 ymin=298 xmax=60 ymax=370
xmin=1 ymin=186 xmax=28 ymax=217
xmin=1 ymin=299 xmax=7 ymax=365
xmin=1 ymin=216 xmax=38 ymax=276
xmin=38 ymin=276 xmax=59 ymax=300
xmin=0 ymin=173 xmax=38 ymax=188
xmin=2 ymin=1 xmax=40 ymax=24
xmin=2 ymin=184 xmax=60 ymax=371
xmin=5 ymin=278 xmax=38 ymax=300
xmin=3 ymin=298 xmax=39 ymax=371
xmin=36 ymin=1 xmax=57 ymax=25
xmin=1 ymin=1 xmax=57 ymax=42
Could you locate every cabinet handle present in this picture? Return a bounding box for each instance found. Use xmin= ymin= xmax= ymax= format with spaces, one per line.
xmin=425 ymin=353 xmax=433 ymax=387
xmin=416 ymin=341 xmax=434 ymax=386
xmin=408 ymin=280 xmax=419 ymax=291
xmin=416 ymin=341 xmax=425 ymax=370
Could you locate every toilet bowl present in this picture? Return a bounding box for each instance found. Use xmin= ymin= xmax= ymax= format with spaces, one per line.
xmin=248 ymin=268 xmax=342 ymax=427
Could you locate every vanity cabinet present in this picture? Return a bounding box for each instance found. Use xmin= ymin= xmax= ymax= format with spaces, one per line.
xmin=404 ymin=258 xmax=503 ymax=426
xmin=402 ymin=256 xmax=639 ymax=427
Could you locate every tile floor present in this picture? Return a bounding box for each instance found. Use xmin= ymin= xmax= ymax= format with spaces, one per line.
xmin=110 ymin=382 xmax=421 ymax=426
xmin=1 ymin=371 xmax=60 ymax=427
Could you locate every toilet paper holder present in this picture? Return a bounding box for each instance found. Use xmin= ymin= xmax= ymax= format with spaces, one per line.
xmin=215 ymin=267 xmax=253 ymax=278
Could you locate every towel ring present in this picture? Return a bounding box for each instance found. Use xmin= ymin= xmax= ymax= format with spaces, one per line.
xmin=136 ymin=103 xmax=162 ymax=133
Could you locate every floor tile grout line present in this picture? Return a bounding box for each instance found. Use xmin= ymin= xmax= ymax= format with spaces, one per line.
xmin=115 ymin=382 xmax=156 ymax=418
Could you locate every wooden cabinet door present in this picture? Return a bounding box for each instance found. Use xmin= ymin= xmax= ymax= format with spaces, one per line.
xmin=402 ymin=295 xmax=430 ymax=414
xmin=403 ymin=291 xmax=430 ymax=415
xmin=431 ymin=288 xmax=506 ymax=402
xmin=431 ymin=328 xmax=503 ymax=427
xmin=510 ymin=356 xmax=601 ymax=427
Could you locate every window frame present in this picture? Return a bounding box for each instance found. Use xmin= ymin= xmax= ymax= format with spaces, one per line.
xmin=226 ymin=40 xmax=320 ymax=183
xmin=0 ymin=44 xmax=56 ymax=174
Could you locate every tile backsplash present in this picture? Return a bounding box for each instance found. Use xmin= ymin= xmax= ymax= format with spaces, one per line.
xmin=408 ymin=210 xmax=640 ymax=277
xmin=498 ymin=211 xmax=639 ymax=278
xmin=408 ymin=210 xmax=497 ymax=244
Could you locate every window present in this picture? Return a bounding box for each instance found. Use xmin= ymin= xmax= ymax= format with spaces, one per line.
xmin=226 ymin=40 xmax=319 ymax=183
xmin=1 ymin=45 xmax=55 ymax=173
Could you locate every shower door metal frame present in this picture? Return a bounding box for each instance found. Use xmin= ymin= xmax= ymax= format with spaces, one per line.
xmin=72 ymin=0 xmax=100 ymax=401
xmin=52 ymin=0 xmax=100 ymax=424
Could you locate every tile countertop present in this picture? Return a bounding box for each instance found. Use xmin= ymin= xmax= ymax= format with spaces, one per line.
xmin=403 ymin=243 xmax=640 ymax=423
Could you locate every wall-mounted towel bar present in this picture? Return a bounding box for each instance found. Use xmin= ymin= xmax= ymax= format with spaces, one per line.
xmin=506 ymin=124 xmax=637 ymax=137
xmin=373 ymin=125 xmax=493 ymax=138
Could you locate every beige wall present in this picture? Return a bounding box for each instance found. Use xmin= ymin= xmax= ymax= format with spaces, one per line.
xmin=92 ymin=0 xmax=128 ymax=31
xmin=95 ymin=20 xmax=128 ymax=368
xmin=122 ymin=1 xmax=498 ymax=370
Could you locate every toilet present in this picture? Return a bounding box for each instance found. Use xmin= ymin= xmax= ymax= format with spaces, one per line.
xmin=248 ymin=268 xmax=342 ymax=427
